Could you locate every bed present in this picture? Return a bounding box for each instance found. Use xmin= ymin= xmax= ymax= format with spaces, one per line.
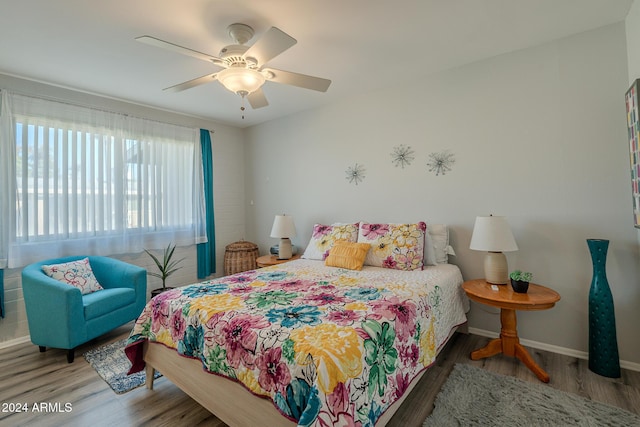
xmin=125 ymin=256 xmax=468 ymax=426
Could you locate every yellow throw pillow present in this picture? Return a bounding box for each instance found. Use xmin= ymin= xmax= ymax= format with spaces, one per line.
xmin=325 ymin=241 xmax=371 ymax=270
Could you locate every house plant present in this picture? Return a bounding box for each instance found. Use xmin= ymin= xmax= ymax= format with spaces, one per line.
xmin=145 ymin=243 xmax=185 ymax=298
xmin=509 ymin=270 xmax=532 ymax=293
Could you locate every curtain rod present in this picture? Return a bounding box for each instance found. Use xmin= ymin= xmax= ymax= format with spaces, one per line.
xmin=0 ymin=87 xmax=215 ymax=134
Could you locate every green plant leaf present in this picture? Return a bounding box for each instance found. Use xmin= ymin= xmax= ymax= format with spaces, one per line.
xmin=145 ymin=243 xmax=185 ymax=289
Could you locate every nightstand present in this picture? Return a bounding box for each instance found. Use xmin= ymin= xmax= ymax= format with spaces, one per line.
xmin=462 ymin=279 xmax=561 ymax=382
xmin=256 ymin=254 xmax=301 ymax=268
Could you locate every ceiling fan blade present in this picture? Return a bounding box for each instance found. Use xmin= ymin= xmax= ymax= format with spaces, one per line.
xmin=247 ymin=88 xmax=269 ymax=109
xmin=163 ymin=73 xmax=218 ymax=92
xmin=263 ymin=68 xmax=331 ymax=92
xmin=243 ymin=27 xmax=296 ymax=66
xmin=136 ymin=35 xmax=224 ymax=65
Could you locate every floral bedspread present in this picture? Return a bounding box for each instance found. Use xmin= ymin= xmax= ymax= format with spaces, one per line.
xmin=125 ymin=259 xmax=467 ymax=427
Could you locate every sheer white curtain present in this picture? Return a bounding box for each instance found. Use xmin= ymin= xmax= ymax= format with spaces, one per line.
xmin=0 ymin=90 xmax=206 ymax=268
xmin=0 ymin=91 xmax=16 ymax=269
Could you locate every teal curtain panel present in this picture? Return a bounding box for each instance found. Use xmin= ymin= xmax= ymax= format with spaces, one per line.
xmin=197 ymin=129 xmax=216 ymax=279
xmin=0 ymin=269 xmax=4 ymax=318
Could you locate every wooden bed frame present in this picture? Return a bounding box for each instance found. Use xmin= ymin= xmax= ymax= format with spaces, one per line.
xmin=142 ymin=324 xmax=467 ymax=426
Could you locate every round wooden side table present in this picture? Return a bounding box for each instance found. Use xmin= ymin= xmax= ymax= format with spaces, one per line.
xmin=462 ymin=279 xmax=561 ymax=382
xmin=256 ymin=254 xmax=301 ymax=268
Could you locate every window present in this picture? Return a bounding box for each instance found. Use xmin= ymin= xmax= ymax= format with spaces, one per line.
xmin=1 ymin=92 xmax=205 ymax=268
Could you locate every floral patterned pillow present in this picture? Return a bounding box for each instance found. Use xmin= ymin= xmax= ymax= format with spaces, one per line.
xmin=302 ymin=223 xmax=360 ymax=260
xmin=41 ymin=257 xmax=104 ymax=295
xmin=357 ymin=222 xmax=426 ymax=271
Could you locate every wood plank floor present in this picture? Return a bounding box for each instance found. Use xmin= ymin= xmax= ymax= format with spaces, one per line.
xmin=1 ymin=325 xmax=638 ymax=427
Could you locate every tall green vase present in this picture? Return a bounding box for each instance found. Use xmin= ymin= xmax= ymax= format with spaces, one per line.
xmin=587 ymin=239 xmax=620 ymax=378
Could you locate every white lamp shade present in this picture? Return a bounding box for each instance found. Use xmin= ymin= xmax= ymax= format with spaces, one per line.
xmin=270 ymin=215 xmax=297 ymax=238
xmin=469 ymin=216 xmax=518 ymax=252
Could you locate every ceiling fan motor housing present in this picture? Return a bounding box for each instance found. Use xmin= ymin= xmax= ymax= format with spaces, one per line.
xmin=219 ymin=44 xmax=257 ymax=68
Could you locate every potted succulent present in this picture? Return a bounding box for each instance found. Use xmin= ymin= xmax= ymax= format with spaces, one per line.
xmin=509 ymin=270 xmax=532 ymax=293
xmin=145 ymin=243 xmax=185 ymax=298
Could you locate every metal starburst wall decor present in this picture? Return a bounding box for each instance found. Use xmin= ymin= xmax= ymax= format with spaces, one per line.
xmin=391 ymin=144 xmax=415 ymax=168
xmin=345 ymin=163 xmax=366 ymax=185
xmin=427 ymin=150 xmax=456 ymax=176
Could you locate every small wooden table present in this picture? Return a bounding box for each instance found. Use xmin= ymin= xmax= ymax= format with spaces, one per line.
xmin=462 ymin=279 xmax=561 ymax=382
xmin=256 ymin=254 xmax=301 ymax=268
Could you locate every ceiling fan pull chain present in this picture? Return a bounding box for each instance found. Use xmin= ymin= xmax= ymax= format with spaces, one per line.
xmin=240 ymin=94 xmax=246 ymax=120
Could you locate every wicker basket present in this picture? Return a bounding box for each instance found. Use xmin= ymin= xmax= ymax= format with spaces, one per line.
xmin=224 ymin=240 xmax=259 ymax=275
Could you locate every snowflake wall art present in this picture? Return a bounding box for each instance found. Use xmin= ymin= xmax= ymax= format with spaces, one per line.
xmin=427 ymin=150 xmax=456 ymax=176
xmin=391 ymin=144 xmax=415 ymax=168
xmin=345 ymin=163 xmax=366 ymax=185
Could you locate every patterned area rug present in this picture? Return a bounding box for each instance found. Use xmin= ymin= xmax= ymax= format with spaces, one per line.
xmin=424 ymin=363 xmax=640 ymax=426
xmin=84 ymin=338 xmax=162 ymax=394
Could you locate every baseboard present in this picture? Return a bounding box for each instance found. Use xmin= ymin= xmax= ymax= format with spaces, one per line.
xmin=0 ymin=335 xmax=31 ymax=350
xmin=468 ymin=327 xmax=640 ymax=373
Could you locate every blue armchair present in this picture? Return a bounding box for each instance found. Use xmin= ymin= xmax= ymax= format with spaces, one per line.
xmin=22 ymin=256 xmax=147 ymax=363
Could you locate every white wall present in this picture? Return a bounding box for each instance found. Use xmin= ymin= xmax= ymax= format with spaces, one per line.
xmin=245 ymin=23 xmax=640 ymax=365
xmin=627 ymin=0 xmax=640 ymax=83
xmin=0 ymin=74 xmax=246 ymax=345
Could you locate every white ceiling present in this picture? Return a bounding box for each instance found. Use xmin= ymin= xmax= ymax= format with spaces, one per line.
xmin=0 ymin=0 xmax=633 ymax=128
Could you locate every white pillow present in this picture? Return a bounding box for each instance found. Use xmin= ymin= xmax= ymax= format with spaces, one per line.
xmin=427 ymin=224 xmax=451 ymax=264
xmin=424 ymin=231 xmax=438 ymax=266
xmin=42 ymin=257 xmax=104 ymax=295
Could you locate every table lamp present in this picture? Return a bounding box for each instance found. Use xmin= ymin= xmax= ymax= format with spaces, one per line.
xmin=270 ymin=214 xmax=297 ymax=259
xmin=469 ymin=215 xmax=518 ymax=284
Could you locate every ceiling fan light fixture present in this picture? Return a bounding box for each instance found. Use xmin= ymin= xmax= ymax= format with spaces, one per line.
xmin=217 ymin=67 xmax=265 ymax=95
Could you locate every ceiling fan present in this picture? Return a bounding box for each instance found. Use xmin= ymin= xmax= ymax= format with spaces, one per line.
xmin=136 ymin=23 xmax=331 ymax=110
